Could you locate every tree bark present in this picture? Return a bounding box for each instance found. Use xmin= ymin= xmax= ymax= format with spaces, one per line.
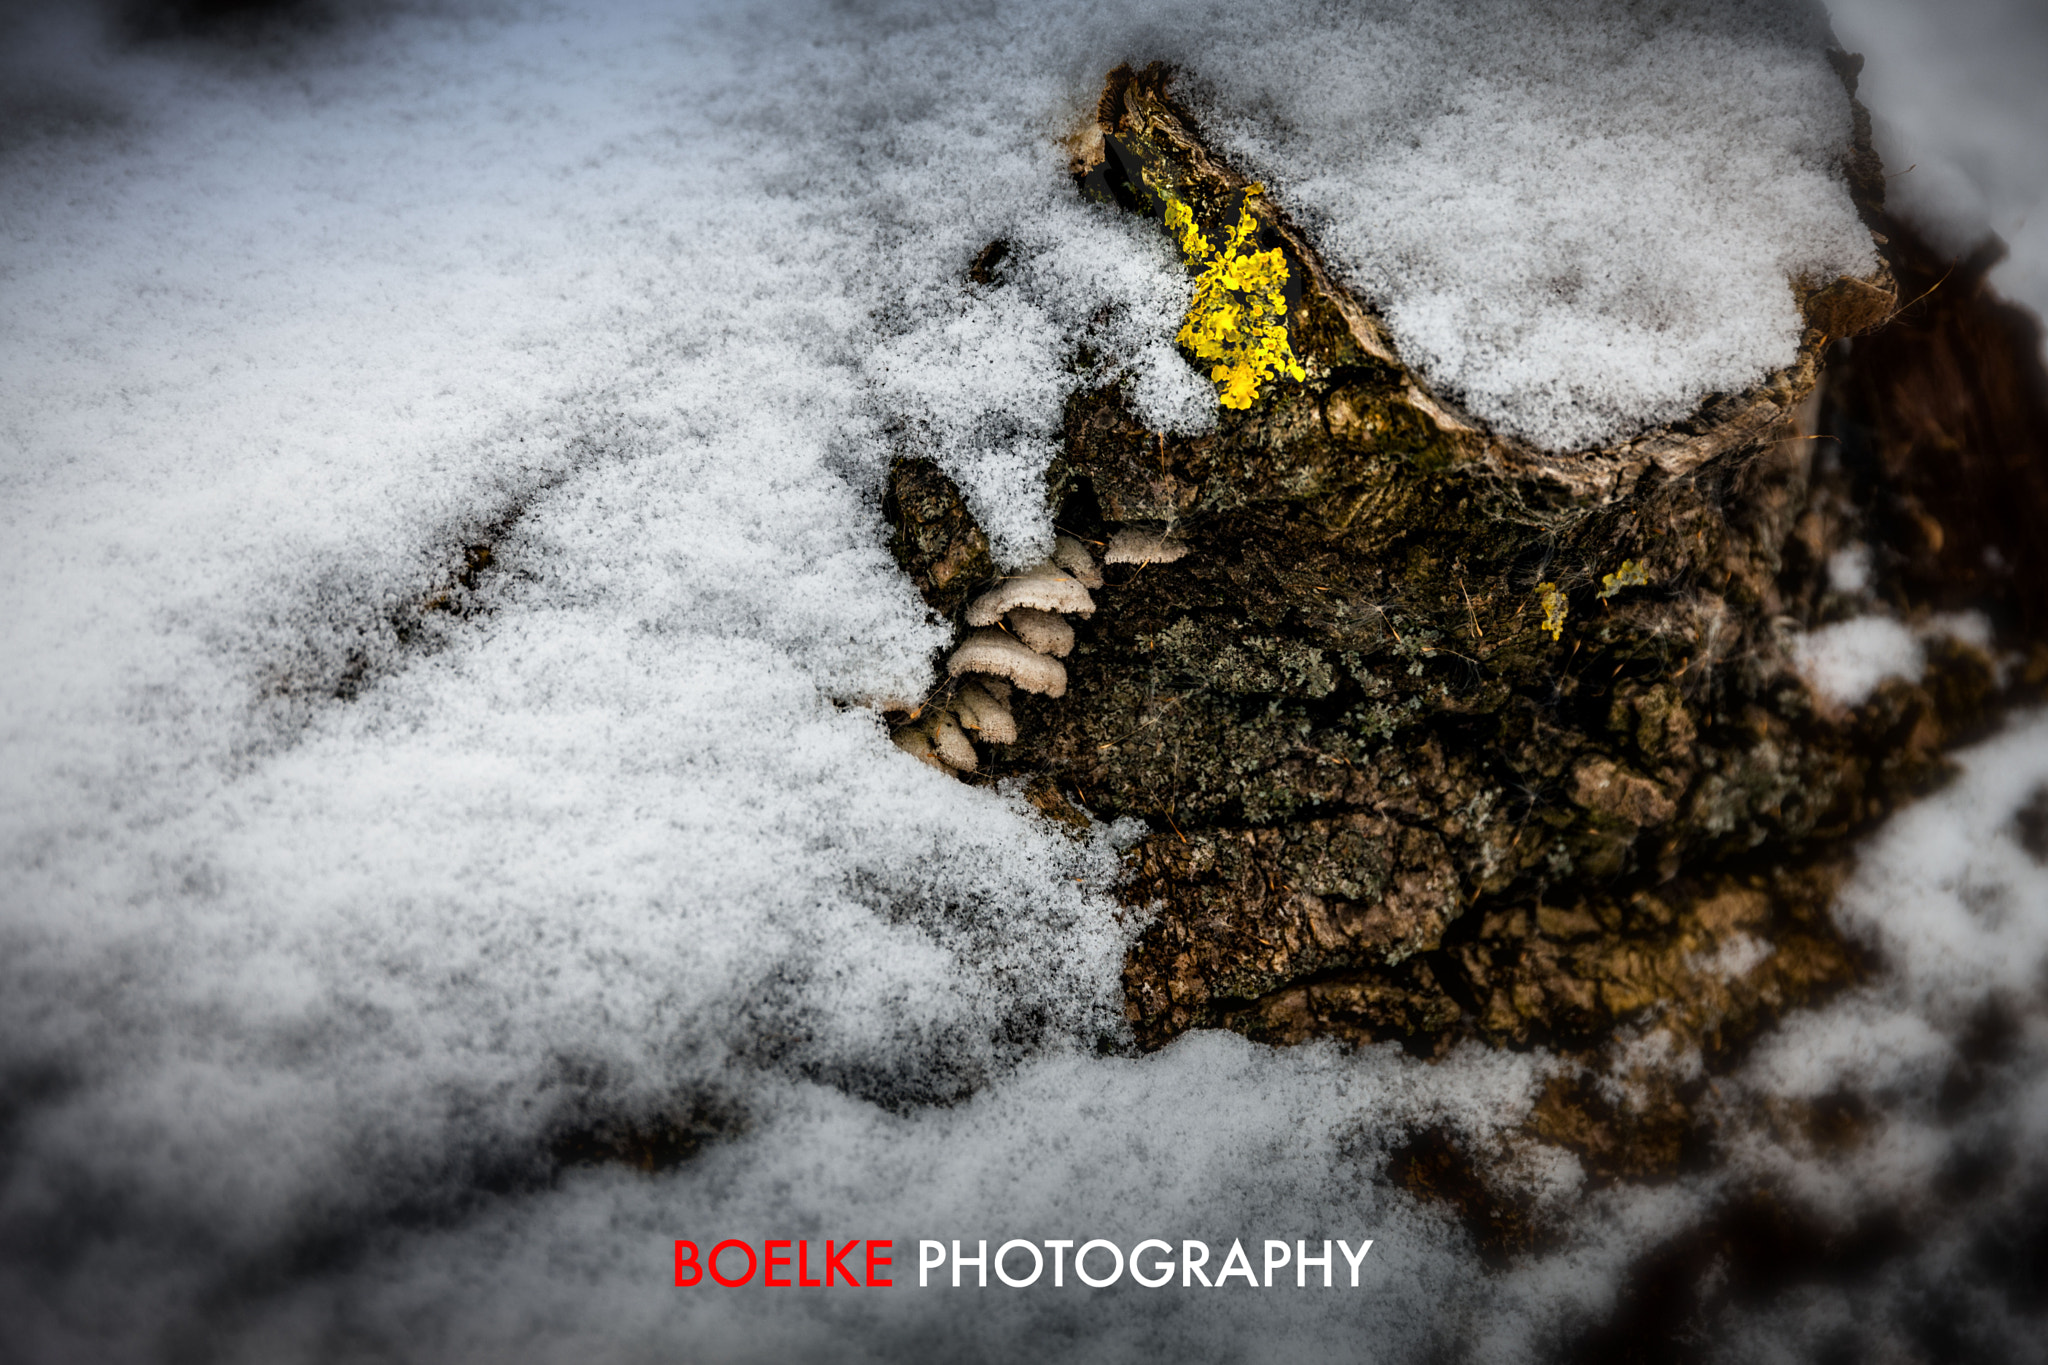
xmin=884 ymin=59 xmax=2046 ymax=1185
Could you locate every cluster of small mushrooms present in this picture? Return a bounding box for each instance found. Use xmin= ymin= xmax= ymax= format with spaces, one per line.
xmin=892 ymin=526 xmax=1189 ymax=775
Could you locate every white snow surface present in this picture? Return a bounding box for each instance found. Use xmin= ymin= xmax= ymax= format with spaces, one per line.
xmin=1705 ymin=714 xmax=2048 ymax=1360
xmin=1790 ymin=615 xmax=1925 ymax=706
xmin=1166 ymin=0 xmax=1875 ymax=450
xmin=0 ymin=1 xmax=2034 ymax=1361
xmin=1789 ymin=611 xmax=1995 ymax=708
xmin=1829 ymin=0 xmax=2048 ymax=333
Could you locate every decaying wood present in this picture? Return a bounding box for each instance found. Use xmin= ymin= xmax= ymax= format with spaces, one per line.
xmin=883 ymin=58 xmax=2048 ymax=1197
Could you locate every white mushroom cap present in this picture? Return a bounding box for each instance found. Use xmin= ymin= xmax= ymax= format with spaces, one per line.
xmin=929 ymin=710 xmax=979 ymax=772
xmin=891 ymin=724 xmax=950 ymax=772
xmin=1007 ymin=607 xmax=1074 ymax=657
xmin=951 ymin=681 xmax=1017 ymax=744
xmin=978 ymin=677 xmax=1011 ymax=702
xmin=947 ymin=628 xmax=1068 ymax=697
xmin=1104 ymin=528 xmax=1189 ymax=565
xmin=964 ymin=560 xmax=1095 ymax=626
xmin=1053 ymin=534 xmax=1104 ymax=588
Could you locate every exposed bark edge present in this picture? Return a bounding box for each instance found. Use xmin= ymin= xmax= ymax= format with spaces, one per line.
xmin=883 ymin=57 xmax=2048 ymax=1202
xmin=1076 ymin=61 xmax=1896 ymax=510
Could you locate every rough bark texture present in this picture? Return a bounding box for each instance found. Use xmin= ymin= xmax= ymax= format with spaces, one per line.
xmin=881 ymin=56 xmax=2048 ymax=1230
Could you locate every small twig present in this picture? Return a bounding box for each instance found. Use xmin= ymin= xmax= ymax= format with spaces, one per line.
xmin=899 ymin=672 xmax=957 ymax=721
xmin=1373 ymin=602 xmax=1404 ymax=646
xmin=1458 ymin=574 xmax=1484 ymax=642
xmin=1418 ymin=643 xmax=1484 ymax=669
xmin=1054 ymin=522 xmax=1108 ymax=549
xmin=1880 ymin=259 xmax=1959 ymax=328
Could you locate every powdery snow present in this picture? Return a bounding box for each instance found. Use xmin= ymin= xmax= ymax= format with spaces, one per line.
xmin=0 ymin=2 xmax=2028 ymax=1361
xmin=1790 ymin=616 xmax=1926 ymax=706
xmin=1789 ymin=611 xmax=1996 ymax=707
xmin=1829 ymin=0 xmax=2048 ymax=334
xmin=1166 ymin=0 xmax=1875 ymax=450
xmin=1706 ymin=713 xmax=2048 ymax=1360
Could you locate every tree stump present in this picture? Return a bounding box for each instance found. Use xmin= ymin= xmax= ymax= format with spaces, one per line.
xmin=884 ymin=59 xmax=2045 ymax=1180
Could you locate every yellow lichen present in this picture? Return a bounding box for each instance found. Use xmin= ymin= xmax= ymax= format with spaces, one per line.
xmin=1160 ymin=184 xmax=1306 ymax=410
xmin=1598 ymin=559 xmax=1651 ymax=600
xmin=1537 ymin=582 xmax=1568 ymax=641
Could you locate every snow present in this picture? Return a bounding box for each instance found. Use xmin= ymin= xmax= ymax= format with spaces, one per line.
xmin=1826 ymin=543 xmax=1873 ymax=595
xmin=1790 ymin=616 xmax=1925 ymax=706
xmin=1707 ymin=714 xmax=2048 ymax=1359
xmin=1788 ymin=611 xmax=1993 ymax=708
xmin=203 ymin=1040 xmax=1569 ymax=1363
xmin=1169 ymin=0 xmax=1875 ymax=451
xmin=0 ymin=0 xmax=2036 ymax=1360
xmin=1828 ymin=0 xmax=2048 ymax=332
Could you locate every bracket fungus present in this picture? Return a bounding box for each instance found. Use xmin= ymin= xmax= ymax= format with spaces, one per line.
xmin=928 ymin=709 xmax=979 ymax=771
xmin=1006 ymin=607 xmax=1075 ymax=657
xmin=947 ymin=627 xmax=1069 ymax=697
xmin=1103 ymin=528 xmax=1189 ymax=565
xmin=1053 ymin=533 xmax=1104 ymax=588
xmin=889 ymin=723 xmax=948 ymax=771
xmin=964 ymin=560 xmax=1096 ymax=626
xmin=951 ymin=680 xmax=1017 ymax=744
xmin=890 ymin=707 xmax=981 ymax=773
